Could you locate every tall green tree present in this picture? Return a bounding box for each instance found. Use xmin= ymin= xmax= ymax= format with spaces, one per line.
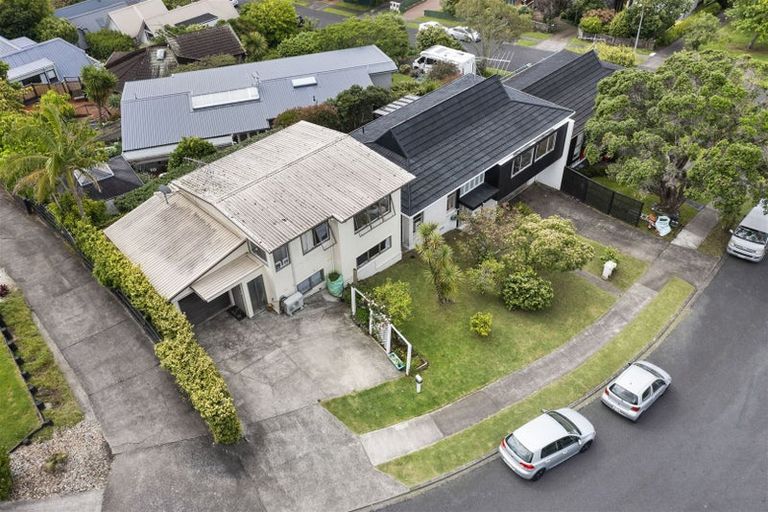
xmin=0 ymin=99 xmax=107 ymax=217
xmin=85 ymin=30 xmax=136 ymax=60
xmin=233 ymin=0 xmax=298 ymax=48
xmin=275 ymin=31 xmax=323 ymax=57
xmin=610 ymin=0 xmax=692 ymax=40
xmin=0 ymin=0 xmax=52 ymax=39
xmin=416 ymin=223 xmax=460 ymax=304
xmin=330 ymin=85 xmax=392 ymax=132
xmin=34 ymin=16 xmax=78 ymax=44
xmin=682 ymin=12 xmax=720 ymax=50
xmin=241 ymin=31 xmax=270 ymax=61
xmin=586 ymin=51 xmax=768 ymax=218
xmin=322 ymin=13 xmax=410 ymax=60
xmin=456 ymin=0 xmax=531 ymax=64
xmin=81 ymin=65 xmax=117 ymax=122
xmin=727 ymin=0 xmax=768 ymax=49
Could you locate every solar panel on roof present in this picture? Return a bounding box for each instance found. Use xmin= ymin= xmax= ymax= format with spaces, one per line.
xmin=190 ymin=87 xmax=259 ymax=109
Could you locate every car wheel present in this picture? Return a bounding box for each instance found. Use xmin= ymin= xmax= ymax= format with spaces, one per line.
xmin=531 ymin=468 xmax=546 ymax=481
xmin=580 ymin=440 xmax=593 ymax=453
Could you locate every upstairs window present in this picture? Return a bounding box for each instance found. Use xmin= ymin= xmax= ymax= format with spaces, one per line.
xmin=273 ymin=243 xmax=290 ymax=271
xmin=353 ymin=196 xmax=391 ymax=232
xmin=511 ymin=147 xmax=534 ymax=176
xmin=535 ymin=132 xmax=557 ymax=161
xmin=412 ymin=212 xmax=424 ymax=233
xmin=301 ymin=221 xmax=331 ymax=254
xmin=446 ymin=191 xmax=458 ymax=211
xmin=248 ymin=241 xmax=267 ymax=262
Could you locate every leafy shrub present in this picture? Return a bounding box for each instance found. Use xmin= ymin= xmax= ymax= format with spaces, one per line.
xmin=513 ymin=202 xmax=535 ymax=217
xmin=35 ymin=16 xmax=78 ymax=44
xmin=273 ymin=104 xmax=341 ymax=130
xmin=0 ymin=450 xmax=11 ymax=500
xmin=501 ymin=268 xmax=554 ymax=311
xmin=85 ymin=30 xmax=136 ymax=60
xmin=168 ymin=137 xmax=217 ymax=170
xmin=579 ymin=16 xmax=604 ymax=34
xmin=658 ymin=11 xmax=718 ymax=47
xmin=682 ymin=12 xmax=720 ymax=50
xmin=416 ymin=25 xmax=463 ymax=52
xmin=469 ymin=311 xmax=492 ymax=337
xmin=371 ymin=279 xmax=413 ymax=326
xmin=275 ymin=30 xmax=323 ymax=57
xmin=43 ymin=452 xmax=68 ymax=474
xmin=466 ymin=258 xmax=504 ymax=295
xmin=59 ymin=217 xmax=242 ymax=444
xmin=173 ymin=54 xmax=237 ymax=73
xmin=562 ymin=0 xmax=606 ymax=23
xmin=49 ymin=193 xmax=109 ymax=227
xmin=583 ymin=8 xmax=616 ymax=24
xmin=600 ymin=246 xmax=620 ymax=264
xmin=390 ymin=77 xmax=440 ymax=99
xmin=427 ymin=61 xmax=460 ymax=83
xmin=701 ymin=1 xmax=721 ymax=15
xmin=608 ymin=10 xmax=632 ymax=38
xmin=594 ymin=42 xmax=637 ymax=67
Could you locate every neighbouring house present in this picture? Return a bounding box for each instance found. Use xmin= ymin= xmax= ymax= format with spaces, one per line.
xmin=106 ymin=0 xmax=238 ymax=44
xmin=120 ymin=45 xmax=397 ymax=169
xmin=104 ymin=122 xmax=414 ymax=324
xmin=504 ymin=50 xmax=620 ymax=166
xmin=105 ymin=45 xmax=177 ymax=91
xmin=77 ymin=156 xmax=143 ymax=201
xmin=167 ymin=24 xmax=245 ymax=65
xmin=54 ymin=0 xmax=142 ymax=48
xmin=352 ymin=74 xmax=575 ymax=250
xmin=0 ymin=35 xmax=98 ymax=85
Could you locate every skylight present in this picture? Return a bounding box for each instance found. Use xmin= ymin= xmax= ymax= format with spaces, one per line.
xmin=291 ymin=76 xmax=317 ymax=88
xmin=191 ymin=87 xmax=259 ymax=110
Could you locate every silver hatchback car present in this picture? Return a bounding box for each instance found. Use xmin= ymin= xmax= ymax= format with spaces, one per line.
xmin=601 ymin=360 xmax=671 ymax=421
xmin=498 ymin=408 xmax=596 ymax=481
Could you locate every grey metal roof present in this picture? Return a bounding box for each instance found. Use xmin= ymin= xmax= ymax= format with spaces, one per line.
xmin=9 ymin=37 xmax=36 ymax=49
xmin=120 ymin=45 xmax=396 ymax=153
xmin=174 ymin=121 xmax=415 ymax=252
xmin=55 ymin=0 xmax=137 ymax=32
xmin=352 ymin=75 xmax=573 ymax=216
xmin=0 ymin=36 xmax=21 ymax=56
xmin=504 ymin=50 xmax=620 ymax=135
xmin=0 ymin=37 xmax=97 ymax=80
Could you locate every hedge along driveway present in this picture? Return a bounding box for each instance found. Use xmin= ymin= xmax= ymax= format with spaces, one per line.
xmin=322 ymin=252 xmax=616 ymax=434
xmin=378 ymin=277 xmax=694 ymax=486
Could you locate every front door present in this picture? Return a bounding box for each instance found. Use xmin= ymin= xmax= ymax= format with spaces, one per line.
xmin=247 ymin=275 xmax=268 ymax=311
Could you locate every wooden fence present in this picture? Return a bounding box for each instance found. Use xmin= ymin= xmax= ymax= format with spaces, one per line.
xmin=22 ymin=78 xmax=85 ymax=105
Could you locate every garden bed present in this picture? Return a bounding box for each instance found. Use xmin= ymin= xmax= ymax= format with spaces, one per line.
xmin=323 ymin=239 xmax=617 ymax=434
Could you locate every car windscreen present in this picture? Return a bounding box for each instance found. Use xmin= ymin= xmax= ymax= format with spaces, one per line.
xmin=547 ymin=411 xmax=581 ymax=435
xmin=733 ymin=226 xmax=768 ymax=245
xmin=610 ymin=383 xmax=638 ymax=405
xmin=634 ymin=362 xmax=663 ymax=380
xmin=505 ymin=434 xmax=533 ymax=463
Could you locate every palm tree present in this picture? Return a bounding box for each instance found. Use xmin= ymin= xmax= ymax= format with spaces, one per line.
xmin=0 ymin=101 xmax=106 ymax=218
xmin=416 ymin=222 xmax=460 ymax=303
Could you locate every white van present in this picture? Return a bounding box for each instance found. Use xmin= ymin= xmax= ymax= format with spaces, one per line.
xmin=413 ymin=45 xmax=476 ymax=76
xmin=727 ymin=200 xmax=768 ymax=262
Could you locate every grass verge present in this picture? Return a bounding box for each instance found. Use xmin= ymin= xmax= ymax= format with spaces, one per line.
xmin=323 ymin=7 xmax=357 ymax=17
xmin=0 ymin=292 xmax=83 ymax=442
xmin=698 ymin=220 xmax=731 ymax=258
xmin=0 ymin=336 xmax=39 ymax=451
xmin=378 ymin=277 xmax=694 ymax=486
xmin=703 ymin=24 xmax=768 ymax=64
xmin=323 ymin=247 xmax=615 ymax=434
xmin=581 ymin=238 xmax=648 ymax=291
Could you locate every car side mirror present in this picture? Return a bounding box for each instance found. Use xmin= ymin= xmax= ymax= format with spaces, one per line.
xmin=729 ymin=229 xmax=734 ymax=234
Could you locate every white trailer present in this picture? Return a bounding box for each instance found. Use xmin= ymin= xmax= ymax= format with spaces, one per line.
xmin=413 ymin=45 xmax=477 ymax=76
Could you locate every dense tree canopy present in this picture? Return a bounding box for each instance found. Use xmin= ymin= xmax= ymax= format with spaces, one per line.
xmin=273 ymin=104 xmax=341 ymax=131
xmin=586 ymin=51 xmax=768 ymax=221
xmin=727 ymin=0 xmax=768 ymax=49
xmin=608 ymin=0 xmax=693 ymax=40
xmin=168 ymin=137 xmax=216 ymax=169
xmin=232 ymin=0 xmax=298 ymax=48
xmin=35 ymin=16 xmax=78 ymax=44
xmin=682 ymin=12 xmax=720 ymax=50
xmin=329 ymin=85 xmax=392 ymax=132
xmin=85 ymin=30 xmax=136 ymax=61
xmin=0 ymin=0 xmax=52 ymax=39
xmin=456 ymin=0 xmax=531 ymax=62
xmin=416 ymin=25 xmax=463 ymax=52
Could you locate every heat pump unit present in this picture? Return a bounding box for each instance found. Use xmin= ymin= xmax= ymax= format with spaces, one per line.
xmin=281 ymin=291 xmax=304 ymax=316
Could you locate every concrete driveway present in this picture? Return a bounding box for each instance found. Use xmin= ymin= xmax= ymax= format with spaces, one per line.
xmin=195 ymin=293 xmax=399 ymax=425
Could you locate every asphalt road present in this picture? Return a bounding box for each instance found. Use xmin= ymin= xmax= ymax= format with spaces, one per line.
xmin=385 ymin=256 xmax=768 ymax=512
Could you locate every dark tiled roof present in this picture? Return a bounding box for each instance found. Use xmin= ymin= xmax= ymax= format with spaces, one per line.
xmin=504 ymin=50 xmax=620 ymax=135
xmin=177 ymin=13 xmax=219 ymax=26
xmin=82 ymin=156 xmax=143 ymax=200
xmin=352 ymin=75 xmax=573 ymax=216
xmin=500 ymin=45 xmax=554 ymax=74
xmin=168 ymin=25 xmax=245 ymax=62
xmin=106 ymin=46 xmax=176 ymax=91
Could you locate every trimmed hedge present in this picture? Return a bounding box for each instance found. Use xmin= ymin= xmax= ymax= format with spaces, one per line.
xmin=61 ymin=217 xmax=242 ymax=444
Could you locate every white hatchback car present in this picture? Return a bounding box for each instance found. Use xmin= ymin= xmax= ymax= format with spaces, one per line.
xmin=446 ymin=26 xmax=480 ymax=42
xmin=601 ymin=361 xmax=671 ymax=421
xmin=418 ymin=21 xmax=445 ymax=32
xmin=499 ymin=408 xmax=595 ymax=481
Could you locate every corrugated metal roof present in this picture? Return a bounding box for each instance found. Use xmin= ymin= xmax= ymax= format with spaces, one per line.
xmin=191 ymin=253 xmax=263 ymax=301
xmin=174 ymin=122 xmax=415 ymax=252
xmin=55 ymin=0 xmax=137 ymax=32
xmin=104 ymin=192 xmax=244 ymax=299
xmin=121 ymin=46 xmax=395 ymax=152
xmin=7 ymin=58 xmax=54 ymax=81
xmin=9 ymin=37 xmax=36 ymax=49
xmin=0 ymin=38 xmax=97 ymax=81
xmin=0 ymin=36 xmax=19 ymax=56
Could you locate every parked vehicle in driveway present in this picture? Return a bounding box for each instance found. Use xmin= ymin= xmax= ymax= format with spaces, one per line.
xmin=727 ymin=200 xmax=768 ymax=262
xmin=602 ymin=361 xmax=671 ymax=421
xmin=498 ymin=408 xmax=595 ymax=481
xmin=413 ymin=45 xmax=477 ymax=75
xmin=418 ymin=21 xmax=445 ymax=32
xmin=447 ymin=26 xmax=480 ymax=42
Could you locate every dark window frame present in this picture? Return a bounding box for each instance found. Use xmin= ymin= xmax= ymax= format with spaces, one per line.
xmin=273 ymin=243 xmax=290 ymax=271
xmin=300 ymin=221 xmax=331 ymax=254
xmin=297 ymin=269 xmax=324 ymax=294
xmin=412 ymin=212 xmax=424 ymax=233
xmin=356 ymin=237 xmax=392 ymax=268
xmin=353 ymin=196 xmax=392 ymax=232
xmin=446 ymin=190 xmax=458 ymax=211
xmin=248 ymin=240 xmax=267 ymax=262
xmin=534 ymin=132 xmax=557 ymax=161
xmin=511 ymin=146 xmax=535 ymax=176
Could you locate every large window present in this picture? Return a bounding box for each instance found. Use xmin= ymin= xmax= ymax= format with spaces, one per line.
xmin=460 ymin=172 xmax=485 ymax=196
xmin=300 ymin=221 xmax=330 ymax=254
xmin=356 ymin=237 xmax=391 ymax=267
xmin=446 ymin=190 xmax=458 ymax=211
xmin=273 ymin=243 xmax=290 ymax=271
xmin=535 ymin=132 xmax=557 ymax=161
xmin=297 ymin=269 xmax=324 ymax=294
xmin=511 ymin=147 xmax=534 ymax=176
xmin=248 ymin=241 xmax=267 ymax=262
xmin=353 ymin=196 xmax=391 ymax=232
xmin=412 ymin=212 xmax=424 ymax=233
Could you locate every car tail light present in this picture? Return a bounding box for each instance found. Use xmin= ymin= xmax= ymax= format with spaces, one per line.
xmin=519 ymin=462 xmax=535 ymax=470
xmin=604 ymin=388 xmax=609 ymax=395
xmin=630 ymin=406 xmax=640 ymax=412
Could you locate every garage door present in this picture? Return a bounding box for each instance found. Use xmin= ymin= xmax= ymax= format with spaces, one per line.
xmin=178 ymin=292 xmax=231 ymax=325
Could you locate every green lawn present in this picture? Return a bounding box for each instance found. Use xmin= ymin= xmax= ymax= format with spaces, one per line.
xmin=514 ymin=38 xmax=540 ymax=47
xmin=581 ymin=238 xmax=648 ymax=291
xmin=0 ymin=292 xmax=83 ymax=442
xmin=392 ymin=72 xmax=413 ymax=84
xmin=0 ymin=340 xmax=39 ymax=451
xmin=521 ymin=31 xmax=551 ymax=41
xmin=379 ymin=277 xmax=694 ymax=486
xmin=703 ymin=24 xmax=768 ymax=64
xmin=323 ymin=249 xmax=616 ymax=434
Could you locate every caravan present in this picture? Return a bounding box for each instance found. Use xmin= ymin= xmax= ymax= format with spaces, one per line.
xmin=413 ymin=45 xmax=477 ymax=76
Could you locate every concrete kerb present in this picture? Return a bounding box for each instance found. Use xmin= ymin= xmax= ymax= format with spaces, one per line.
xmin=355 ymin=257 xmax=724 ymax=512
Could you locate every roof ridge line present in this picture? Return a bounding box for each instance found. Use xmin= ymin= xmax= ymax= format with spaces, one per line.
xmin=503 ymin=86 xmax=574 ymax=114
xmin=504 ymin=49 xmax=587 ymax=86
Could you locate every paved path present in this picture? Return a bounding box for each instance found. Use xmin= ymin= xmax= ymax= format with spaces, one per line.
xmin=0 ymin=490 xmax=103 ymax=512
xmin=384 ymin=254 xmax=767 ymax=512
xmin=361 ymin=283 xmax=656 ymax=465
xmin=532 ymin=24 xmax=577 ymax=52
xmin=672 ymin=206 xmax=719 ymax=250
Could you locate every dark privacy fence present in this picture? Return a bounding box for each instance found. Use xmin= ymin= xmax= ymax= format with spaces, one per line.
xmin=560 ymin=168 xmax=643 ymax=226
